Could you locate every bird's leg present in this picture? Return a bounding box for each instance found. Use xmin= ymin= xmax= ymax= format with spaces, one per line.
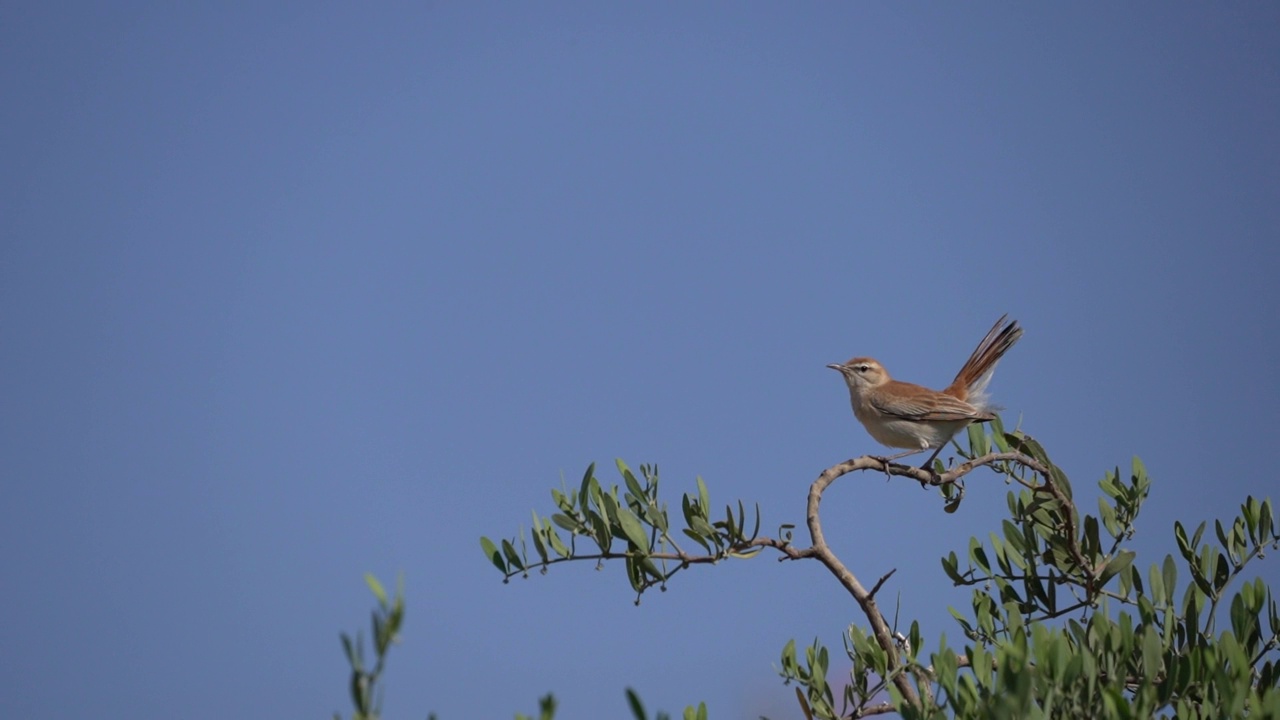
xmin=869 ymin=448 xmax=924 ymax=481
xmin=871 ymin=448 xmax=924 ymax=464
xmin=919 ymin=445 xmax=946 ymax=473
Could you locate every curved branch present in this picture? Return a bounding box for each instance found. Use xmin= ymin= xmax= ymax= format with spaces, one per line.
xmin=806 ymin=458 xmax=921 ymax=708
xmin=847 ymin=451 xmax=1049 ymax=487
xmin=804 ymin=451 xmax=1050 ymax=712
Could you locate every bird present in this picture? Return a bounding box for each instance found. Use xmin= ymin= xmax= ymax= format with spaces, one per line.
xmin=827 ymin=315 xmax=1023 ymax=470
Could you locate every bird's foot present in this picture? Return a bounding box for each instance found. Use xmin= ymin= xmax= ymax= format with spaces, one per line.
xmin=869 ymin=455 xmax=897 ymax=481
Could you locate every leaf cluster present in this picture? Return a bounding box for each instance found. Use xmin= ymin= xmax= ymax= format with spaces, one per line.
xmin=479 ymin=421 xmax=1280 ymax=718
xmin=335 ymin=574 xmax=406 ymax=720
xmin=910 ymin=428 xmax=1280 ymax=719
xmin=481 ymin=460 xmax=777 ymax=603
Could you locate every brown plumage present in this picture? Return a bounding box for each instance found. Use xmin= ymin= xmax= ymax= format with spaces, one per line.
xmin=827 ymin=316 xmax=1023 ymax=469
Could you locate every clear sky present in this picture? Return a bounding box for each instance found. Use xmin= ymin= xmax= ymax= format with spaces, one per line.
xmin=2 ymin=4 xmax=1278 ymax=719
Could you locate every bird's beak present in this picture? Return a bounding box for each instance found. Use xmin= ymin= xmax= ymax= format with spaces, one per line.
xmin=826 ymin=363 xmax=845 ymax=372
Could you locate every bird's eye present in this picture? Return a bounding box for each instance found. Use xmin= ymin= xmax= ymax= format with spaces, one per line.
xmin=857 ymin=364 xmax=870 ymax=372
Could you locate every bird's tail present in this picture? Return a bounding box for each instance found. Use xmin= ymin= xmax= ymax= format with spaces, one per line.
xmin=945 ymin=315 xmax=1023 ymax=410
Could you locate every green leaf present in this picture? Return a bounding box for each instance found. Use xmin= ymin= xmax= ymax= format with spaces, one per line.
xmin=1215 ymin=519 xmax=1231 ymax=558
xmin=501 ymin=539 xmax=524 ymax=572
xmin=480 ymin=537 xmax=506 ymax=573
xmin=1174 ymin=521 xmax=1192 ymax=561
xmin=990 ymin=533 xmax=1013 ymax=576
xmin=615 ymin=505 xmax=651 ymax=551
xmin=536 ymin=693 xmax=557 ymax=720
xmin=1129 ymin=562 xmax=1144 ymax=597
xmin=547 ymin=527 xmax=570 ymax=558
xmin=992 ymin=434 xmax=1011 ymax=456
xmin=689 ymin=515 xmax=717 ymax=541
xmin=640 ymin=556 xmax=664 ymax=582
xmin=1002 ymin=519 xmax=1027 ymax=554
xmin=579 ymin=462 xmax=597 ymax=510
xmin=618 ymin=459 xmax=645 ymax=501
xmin=967 ymin=422 xmax=989 ymax=456
xmin=372 ymin=613 xmax=387 ymax=654
xmin=590 ymin=480 xmax=609 ymax=519
xmin=1230 ymin=592 xmax=1255 ymax=643
xmin=584 ymin=509 xmax=611 ymax=552
xmin=1028 ymin=572 xmax=1049 ymax=611
xmin=625 ymin=688 xmax=646 ymax=720
xmin=551 ymin=487 xmax=574 ymax=513
xmin=642 ymin=503 xmax=669 ymax=534
xmin=1131 ymin=455 xmax=1148 ymax=487
xmin=696 ymin=476 xmax=710 ymax=518
xmin=781 ymin=638 xmax=797 ymax=670
xmin=1048 ymin=464 xmax=1073 ymax=500
xmin=341 ymin=632 xmax=357 ymax=668
xmin=1099 ymin=550 xmax=1136 ymax=586
xmin=624 ymin=555 xmax=644 ymax=592
xmin=551 ymin=513 xmax=582 ymax=533
xmin=1184 ymin=582 xmax=1204 ymax=630
xmin=529 ymin=514 xmax=550 ymax=564
xmin=1098 ymin=498 xmax=1120 ymax=539
xmin=969 ymin=537 xmax=990 ymax=573
xmin=941 ymin=552 xmax=964 ymax=583
xmin=974 ymin=594 xmax=996 ymax=636
xmin=1083 ymin=515 xmax=1100 ymax=559
xmin=351 ymin=664 xmax=368 ymax=713
xmin=364 ymin=573 xmax=388 ymax=606
xmin=722 ymin=504 xmax=738 ymax=539
xmin=1213 ymin=551 xmax=1230 ymax=593
xmin=991 ymin=426 xmax=1011 ymax=454
xmin=1148 ymin=562 xmax=1166 ymax=606
xmin=1162 ymin=554 xmax=1178 ymax=607
xmin=1099 ymin=470 xmax=1121 ymax=499
xmin=948 ymin=607 xmax=975 ymax=639
xmin=681 ymin=528 xmax=711 ymax=552
xmin=1243 ymin=496 xmax=1260 ymax=541
xmin=1012 ymin=434 xmax=1052 ymax=471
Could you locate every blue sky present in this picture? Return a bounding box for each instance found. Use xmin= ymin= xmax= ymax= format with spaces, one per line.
xmin=2 ymin=3 xmax=1278 ymax=719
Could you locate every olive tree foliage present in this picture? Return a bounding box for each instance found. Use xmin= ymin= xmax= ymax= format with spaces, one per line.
xmin=481 ymin=418 xmax=1280 ymax=719
xmin=332 ymin=575 xmax=708 ymax=720
xmin=335 ymin=574 xmax=407 ymax=720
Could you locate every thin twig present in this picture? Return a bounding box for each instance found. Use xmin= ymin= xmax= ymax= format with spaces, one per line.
xmin=849 ymin=702 xmax=896 ymax=717
xmin=868 ymin=569 xmax=897 ymax=601
xmin=502 ymin=537 xmax=814 ymax=580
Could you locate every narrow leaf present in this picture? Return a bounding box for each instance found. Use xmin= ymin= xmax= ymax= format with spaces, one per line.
xmin=1099 ymin=550 xmax=1136 ymax=586
xmin=616 ymin=505 xmax=651 ymax=551
xmin=501 ymin=539 xmax=524 ymax=572
xmin=364 ymin=573 xmax=388 ymax=606
xmin=480 ymin=537 xmax=506 ymax=573
xmin=625 ymin=687 xmax=646 ymax=720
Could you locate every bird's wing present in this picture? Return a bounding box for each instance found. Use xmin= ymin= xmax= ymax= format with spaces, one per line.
xmin=870 ymin=390 xmax=989 ymax=423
